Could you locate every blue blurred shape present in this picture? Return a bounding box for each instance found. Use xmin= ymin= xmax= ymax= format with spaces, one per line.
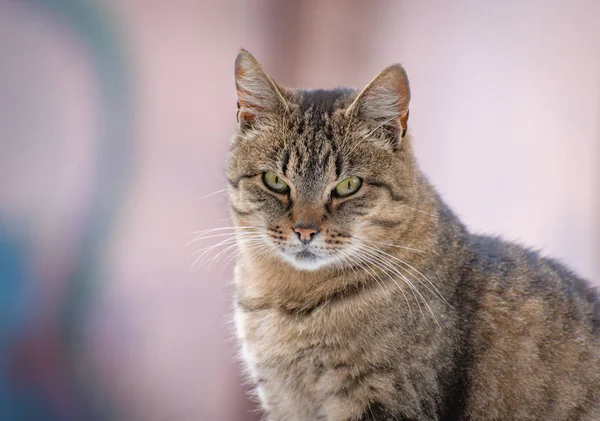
xmin=0 ymin=222 xmax=34 ymax=420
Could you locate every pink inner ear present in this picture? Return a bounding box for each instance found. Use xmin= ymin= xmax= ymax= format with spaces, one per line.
xmin=385 ymin=67 xmax=410 ymax=115
xmin=373 ymin=66 xmax=410 ymax=135
xmin=236 ymin=98 xmax=262 ymax=124
xmin=235 ymin=56 xmax=280 ymax=125
xmin=348 ymin=64 xmax=411 ymax=137
xmin=235 ymin=66 xmax=253 ymax=124
xmin=400 ymin=109 xmax=409 ymax=134
xmin=236 ymin=101 xmax=256 ymax=125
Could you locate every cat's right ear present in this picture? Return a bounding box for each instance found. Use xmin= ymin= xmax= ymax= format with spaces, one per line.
xmin=345 ymin=64 xmax=411 ymax=140
xmin=234 ymin=50 xmax=288 ymax=130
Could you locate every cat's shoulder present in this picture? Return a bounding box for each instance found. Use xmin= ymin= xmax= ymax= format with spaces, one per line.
xmin=467 ymin=233 xmax=599 ymax=331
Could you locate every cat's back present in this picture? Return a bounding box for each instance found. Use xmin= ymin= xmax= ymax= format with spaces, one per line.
xmin=467 ymin=234 xmax=599 ymax=335
xmin=463 ymin=234 xmax=600 ymax=419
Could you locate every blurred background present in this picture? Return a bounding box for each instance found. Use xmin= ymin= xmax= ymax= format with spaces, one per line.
xmin=0 ymin=0 xmax=598 ymax=420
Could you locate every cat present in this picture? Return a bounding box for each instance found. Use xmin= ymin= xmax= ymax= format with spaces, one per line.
xmin=226 ymin=49 xmax=600 ymax=420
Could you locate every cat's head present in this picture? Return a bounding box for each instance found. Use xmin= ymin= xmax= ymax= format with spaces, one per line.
xmin=227 ymin=50 xmax=420 ymax=271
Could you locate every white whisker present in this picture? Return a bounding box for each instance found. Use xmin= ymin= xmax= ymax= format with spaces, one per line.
xmin=195 ymin=188 xmax=229 ymax=202
xmin=353 ymin=236 xmax=424 ymax=253
xmin=206 ymin=238 xmax=267 ymax=270
xmin=360 ymin=246 xmax=441 ymax=326
xmin=190 ymin=225 xmax=264 ymax=235
xmin=188 ymin=232 xmax=248 ymax=247
xmin=363 ymin=247 xmax=429 ymax=320
xmin=191 ymin=233 xmax=262 ymax=256
xmin=191 ymin=234 xmax=264 ymax=270
xmin=194 ymin=237 xmax=266 ymax=271
xmin=399 ymin=204 xmax=437 ymax=218
xmin=361 ymin=242 xmax=450 ymax=307
xmin=352 ymin=246 xmax=415 ymax=320
xmin=187 ymin=229 xmax=264 ymax=247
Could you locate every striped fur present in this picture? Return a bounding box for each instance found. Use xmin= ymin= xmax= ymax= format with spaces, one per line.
xmin=227 ymin=50 xmax=600 ymax=421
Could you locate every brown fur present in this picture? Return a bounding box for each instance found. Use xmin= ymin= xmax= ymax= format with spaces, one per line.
xmin=227 ymin=50 xmax=600 ymax=421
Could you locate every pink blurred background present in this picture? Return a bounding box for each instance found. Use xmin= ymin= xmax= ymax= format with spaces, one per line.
xmin=0 ymin=1 xmax=598 ymax=420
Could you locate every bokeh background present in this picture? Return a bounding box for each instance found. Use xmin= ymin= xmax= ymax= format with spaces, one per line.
xmin=1 ymin=0 xmax=599 ymax=420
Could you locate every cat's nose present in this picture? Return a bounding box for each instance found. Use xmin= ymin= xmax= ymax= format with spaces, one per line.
xmin=293 ymin=225 xmax=319 ymax=244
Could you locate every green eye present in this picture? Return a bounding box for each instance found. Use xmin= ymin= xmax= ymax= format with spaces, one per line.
xmin=263 ymin=172 xmax=289 ymax=193
xmin=334 ymin=176 xmax=362 ymax=197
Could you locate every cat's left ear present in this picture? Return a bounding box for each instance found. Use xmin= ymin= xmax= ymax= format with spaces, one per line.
xmin=234 ymin=49 xmax=289 ymax=130
xmin=345 ymin=64 xmax=411 ymax=139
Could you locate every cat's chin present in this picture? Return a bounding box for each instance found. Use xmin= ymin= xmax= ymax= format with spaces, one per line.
xmin=280 ymin=251 xmax=331 ymax=271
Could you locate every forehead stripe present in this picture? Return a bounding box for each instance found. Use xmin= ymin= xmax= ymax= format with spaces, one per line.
xmin=335 ymin=154 xmax=344 ymax=179
xmin=281 ymin=150 xmax=290 ymax=176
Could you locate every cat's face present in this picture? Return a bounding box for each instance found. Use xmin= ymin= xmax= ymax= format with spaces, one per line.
xmin=227 ymin=50 xmax=414 ymax=271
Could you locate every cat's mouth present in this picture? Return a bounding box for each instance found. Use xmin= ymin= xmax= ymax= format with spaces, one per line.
xmin=295 ymin=250 xmax=317 ymax=262
xmin=278 ymin=245 xmax=331 ymax=271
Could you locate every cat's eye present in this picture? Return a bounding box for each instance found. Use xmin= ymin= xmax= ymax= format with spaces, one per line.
xmin=263 ymin=172 xmax=289 ymax=194
xmin=334 ymin=176 xmax=362 ymax=198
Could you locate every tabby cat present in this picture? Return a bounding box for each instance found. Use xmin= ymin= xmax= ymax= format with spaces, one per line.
xmin=226 ymin=49 xmax=600 ymax=420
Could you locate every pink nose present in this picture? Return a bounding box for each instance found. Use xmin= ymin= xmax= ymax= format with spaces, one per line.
xmin=293 ymin=226 xmax=319 ymax=244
